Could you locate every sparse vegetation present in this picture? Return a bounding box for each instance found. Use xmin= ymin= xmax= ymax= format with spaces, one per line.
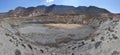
xmin=112 ymin=34 xmax=119 ymax=39
xmin=27 ymin=44 xmax=33 ymax=50
xmin=40 ymin=49 xmax=44 ymax=53
xmin=5 ymin=33 xmax=10 ymax=36
xmin=9 ymin=39 xmax=13 ymax=42
xmin=15 ymin=49 xmax=21 ymax=55
xmin=95 ymin=41 xmax=102 ymax=49
xmin=100 ymin=37 xmax=104 ymax=41
xmin=21 ymin=44 xmax=26 ymax=48
xmin=72 ymin=53 xmax=74 ymax=55
xmin=68 ymin=34 xmax=75 ymax=37
xmin=111 ymin=51 xmax=120 ymax=55
xmin=91 ymin=38 xmax=95 ymax=42
xmin=108 ymin=27 xmax=114 ymax=32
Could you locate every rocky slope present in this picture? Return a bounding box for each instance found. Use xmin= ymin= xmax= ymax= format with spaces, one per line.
xmin=0 ymin=16 xmax=120 ymax=55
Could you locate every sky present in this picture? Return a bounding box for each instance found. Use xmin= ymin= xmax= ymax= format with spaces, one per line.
xmin=0 ymin=0 xmax=120 ymax=13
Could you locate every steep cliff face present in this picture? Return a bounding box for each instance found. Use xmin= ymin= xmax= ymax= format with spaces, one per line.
xmin=7 ymin=5 xmax=111 ymax=17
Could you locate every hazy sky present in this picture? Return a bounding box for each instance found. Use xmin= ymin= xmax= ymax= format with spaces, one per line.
xmin=0 ymin=0 xmax=120 ymax=13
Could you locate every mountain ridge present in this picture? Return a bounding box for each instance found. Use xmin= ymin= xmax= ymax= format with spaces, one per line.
xmin=6 ymin=4 xmax=112 ymax=17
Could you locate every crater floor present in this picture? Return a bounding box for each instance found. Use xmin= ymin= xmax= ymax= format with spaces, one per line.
xmin=18 ymin=24 xmax=94 ymax=46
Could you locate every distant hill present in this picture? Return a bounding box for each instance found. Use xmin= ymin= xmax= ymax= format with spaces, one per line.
xmin=6 ymin=4 xmax=112 ymax=17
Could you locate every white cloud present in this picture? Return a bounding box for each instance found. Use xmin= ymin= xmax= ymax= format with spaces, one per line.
xmin=46 ymin=0 xmax=54 ymax=3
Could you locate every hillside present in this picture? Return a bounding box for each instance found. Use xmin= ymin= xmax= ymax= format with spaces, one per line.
xmin=1 ymin=5 xmax=117 ymax=24
xmin=7 ymin=5 xmax=111 ymax=17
